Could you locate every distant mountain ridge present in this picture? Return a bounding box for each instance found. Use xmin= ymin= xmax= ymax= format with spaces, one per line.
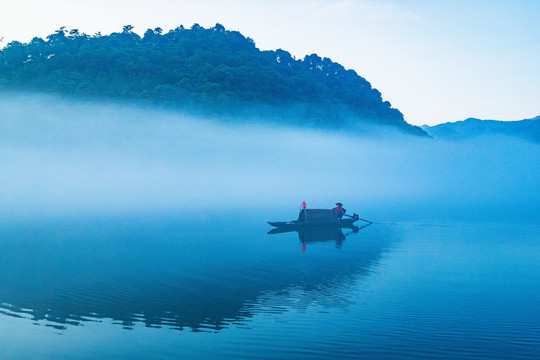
xmin=0 ymin=24 xmax=426 ymax=136
xmin=422 ymin=116 xmax=540 ymax=142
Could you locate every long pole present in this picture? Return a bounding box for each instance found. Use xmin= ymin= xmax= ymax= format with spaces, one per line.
xmin=344 ymin=213 xmax=372 ymax=224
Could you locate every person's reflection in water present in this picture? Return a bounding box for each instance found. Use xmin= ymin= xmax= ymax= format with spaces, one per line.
xmin=335 ymin=229 xmax=346 ymax=249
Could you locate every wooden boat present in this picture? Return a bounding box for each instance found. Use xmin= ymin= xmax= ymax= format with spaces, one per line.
xmin=268 ymin=209 xmax=369 ymax=229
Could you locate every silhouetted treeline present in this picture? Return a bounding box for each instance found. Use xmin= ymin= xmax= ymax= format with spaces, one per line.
xmin=0 ymin=24 xmax=424 ymax=134
xmin=422 ymin=116 xmax=540 ymax=142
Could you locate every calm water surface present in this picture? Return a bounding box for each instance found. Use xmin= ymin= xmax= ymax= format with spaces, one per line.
xmin=1 ymin=211 xmax=539 ymax=359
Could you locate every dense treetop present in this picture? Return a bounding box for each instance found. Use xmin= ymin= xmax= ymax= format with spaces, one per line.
xmin=0 ymin=24 xmax=424 ymax=134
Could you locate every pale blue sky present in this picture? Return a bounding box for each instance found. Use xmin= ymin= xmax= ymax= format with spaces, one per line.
xmin=1 ymin=0 xmax=538 ymax=125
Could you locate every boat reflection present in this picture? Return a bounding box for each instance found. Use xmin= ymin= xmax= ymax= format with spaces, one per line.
xmin=267 ymin=223 xmax=371 ymax=251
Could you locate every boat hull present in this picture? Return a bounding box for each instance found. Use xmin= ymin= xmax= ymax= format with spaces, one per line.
xmin=267 ymin=218 xmax=358 ymax=229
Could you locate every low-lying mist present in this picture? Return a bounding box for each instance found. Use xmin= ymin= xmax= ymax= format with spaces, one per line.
xmin=1 ymin=93 xmax=539 ymax=223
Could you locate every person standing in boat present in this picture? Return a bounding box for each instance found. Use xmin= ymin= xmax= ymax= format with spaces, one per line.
xmin=332 ymin=202 xmax=346 ymax=219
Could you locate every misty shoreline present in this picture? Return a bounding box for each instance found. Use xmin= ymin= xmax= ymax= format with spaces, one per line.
xmin=1 ymin=93 xmax=539 ymax=224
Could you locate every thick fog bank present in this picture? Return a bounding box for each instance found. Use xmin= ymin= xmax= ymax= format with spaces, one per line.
xmin=1 ymin=94 xmax=539 ymax=223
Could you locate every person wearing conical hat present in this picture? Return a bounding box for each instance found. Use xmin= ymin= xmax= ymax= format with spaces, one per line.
xmin=332 ymin=202 xmax=346 ymax=219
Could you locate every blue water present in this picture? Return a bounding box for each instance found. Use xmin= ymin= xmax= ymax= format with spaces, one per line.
xmin=1 ymin=211 xmax=539 ymax=359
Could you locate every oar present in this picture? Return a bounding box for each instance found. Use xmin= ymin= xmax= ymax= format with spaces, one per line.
xmin=344 ymin=213 xmax=372 ymax=224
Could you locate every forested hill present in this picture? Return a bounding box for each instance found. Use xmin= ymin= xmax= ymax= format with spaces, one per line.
xmin=0 ymin=24 xmax=425 ymax=135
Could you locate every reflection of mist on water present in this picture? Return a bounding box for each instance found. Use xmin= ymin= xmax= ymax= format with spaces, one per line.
xmin=0 ymin=214 xmax=394 ymax=332
xmin=1 ymin=93 xmax=539 ymax=223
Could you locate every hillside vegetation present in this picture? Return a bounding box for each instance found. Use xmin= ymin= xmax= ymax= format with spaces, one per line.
xmin=0 ymin=24 xmax=425 ymax=135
